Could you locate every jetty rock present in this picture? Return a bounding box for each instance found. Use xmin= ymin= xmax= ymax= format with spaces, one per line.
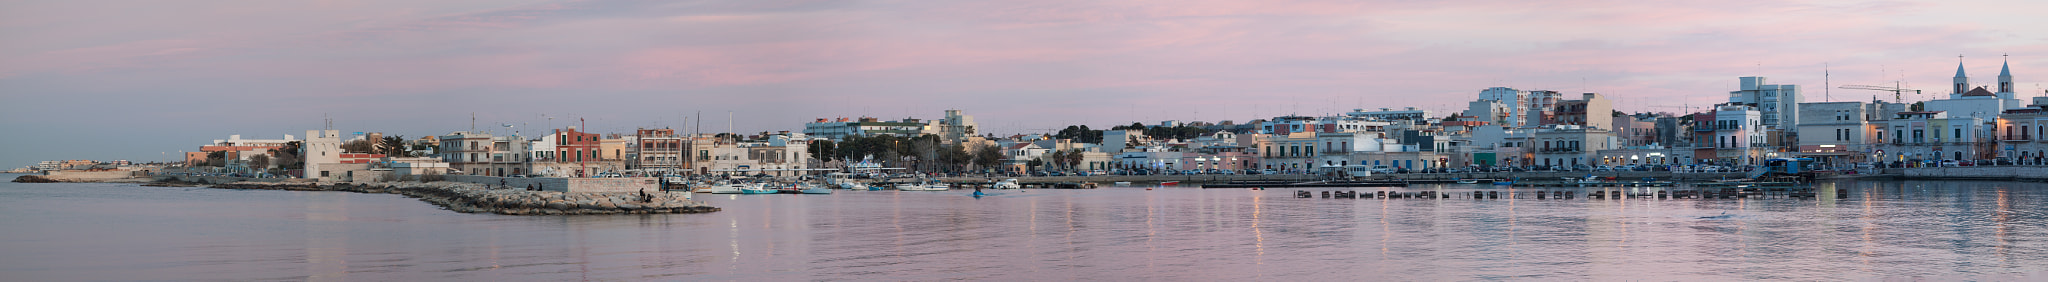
xmin=196 ymin=181 xmax=719 ymax=216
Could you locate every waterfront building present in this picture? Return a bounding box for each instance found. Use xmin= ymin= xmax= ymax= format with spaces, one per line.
xmin=1996 ymin=97 xmax=2048 ymax=162
xmin=1259 ymin=115 xmax=1319 ymax=134
xmin=803 ymin=116 xmax=934 ymax=141
xmin=303 ymin=130 xmax=344 ymax=180
xmin=1464 ymin=99 xmax=1513 ymax=129
xmin=1549 ymin=93 xmax=1614 ymax=129
xmin=1524 ymin=90 xmax=1564 ymax=128
xmin=1529 ymin=125 xmax=1615 ymax=168
xmin=628 ymin=128 xmax=686 ymax=175
xmin=1614 ymin=114 xmax=1659 ymax=148
xmin=1694 ymin=103 xmax=1769 ymax=165
xmin=1001 ymin=142 xmax=1048 ymax=173
xmin=197 ymin=134 xmax=299 ymax=167
xmin=1257 ymin=132 xmax=1320 ymax=172
xmin=436 ymin=131 xmax=530 ymax=177
xmin=1927 ymin=57 xmax=2024 ymax=118
xmin=1728 ymin=77 xmax=1802 ymax=133
xmin=1874 ymin=111 xmax=1990 ymax=164
xmin=686 ymin=132 xmax=811 ymax=177
xmin=1477 ymin=87 xmax=1530 ymax=128
xmin=1794 ymin=101 xmax=1903 ymax=167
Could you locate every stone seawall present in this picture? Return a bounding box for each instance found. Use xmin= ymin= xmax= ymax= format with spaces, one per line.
xmin=946 ymin=171 xmax=1754 ymax=185
xmin=441 ymin=175 xmax=657 ymax=193
xmin=1899 ymin=166 xmax=2048 ymax=181
xmin=188 ymin=180 xmax=719 ymax=215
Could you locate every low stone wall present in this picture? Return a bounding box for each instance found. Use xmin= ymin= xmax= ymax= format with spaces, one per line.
xmin=947 ymin=171 xmax=1752 ymax=185
xmin=440 ymin=175 xmax=656 ymax=193
xmin=152 ymin=175 xmax=310 ymax=184
xmin=39 ymin=170 xmax=144 ymax=181
xmin=1901 ymin=166 xmax=2048 ymax=181
xmin=187 ymin=181 xmax=717 ymax=215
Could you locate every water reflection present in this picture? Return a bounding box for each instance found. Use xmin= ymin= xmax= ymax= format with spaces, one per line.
xmin=2 ymin=180 xmax=2047 ymax=280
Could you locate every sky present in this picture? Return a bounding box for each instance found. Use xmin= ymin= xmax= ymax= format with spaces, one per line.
xmin=2 ymin=0 xmax=2045 ymax=167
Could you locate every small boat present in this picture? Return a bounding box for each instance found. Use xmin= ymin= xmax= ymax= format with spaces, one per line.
xmin=800 ymin=183 xmax=833 ymax=194
xmin=1492 ymin=179 xmax=1515 ymax=185
xmin=1571 ymin=176 xmax=1602 ymax=184
xmin=703 ymin=183 xmax=749 ymax=194
xmin=897 ymin=179 xmax=950 ymax=191
xmin=1160 ymin=181 xmax=1180 ymax=186
xmin=1455 ymin=179 xmax=1479 ymax=184
xmin=1113 ymin=182 xmax=1132 ymax=187
xmin=740 ymin=186 xmax=780 ymax=194
xmin=992 ymin=179 xmax=1021 ymax=189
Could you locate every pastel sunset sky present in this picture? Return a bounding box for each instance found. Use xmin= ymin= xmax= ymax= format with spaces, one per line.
xmin=2 ymin=0 xmax=2044 ymax=166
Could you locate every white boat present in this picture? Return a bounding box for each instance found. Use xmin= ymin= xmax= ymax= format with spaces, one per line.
xmin=702 ymin=183 xmax=750 ymax=194
xmin=837 ymin=182 xmax=871 ymax=190
xmin=1570 ymin=176 xmax=1603 ymax=184
xmin=799 ymin=183 xmax=833 ymax=194
xmin=897 ymin=180 xmax=950 ymax=191
xmin=992 ymin=179 xmax=1021 ymax=189
xmin=1112 ymin=182 xmax=1132 ymax=187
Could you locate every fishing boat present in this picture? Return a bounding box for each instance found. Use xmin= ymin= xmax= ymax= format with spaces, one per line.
xmin=1455 ymin=179 xmax=1480 ymax=184
xmin=1160 ymin=181 xmax=1181 ymax=186
xmin=1492 ymin=179 xmax=1515 ymax=185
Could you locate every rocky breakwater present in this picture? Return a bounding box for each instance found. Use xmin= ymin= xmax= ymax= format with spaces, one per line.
xmin=13 ymin=175 xmax=62 ymax=183
xmin=205 ymin=181 xmax=720 ymax=215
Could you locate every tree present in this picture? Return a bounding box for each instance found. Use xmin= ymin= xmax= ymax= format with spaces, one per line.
xmin=269 ymin=141 xmax=303 ymax=170
xmin=342 ymin=139 xmax=375 ymax=153
xmin=1026 ymin=158 xmax=1044 ymax=171
xmin=248 ymin=154 xmax=271 ymax=171
xmin=1056 ymin=125 xmax=1103 ymax=143
xmin=379 ymin=135 xmax=409 ymax=157
xmin=1910 ymin=101 xmax=1926 ymax=112
xmin=1073 ymin=150 xmax=1089 ymax=169
xmin=971 ymin=144 xmax=1003 ymax=171
xmin=205 ymin=151 xmax=226 ymax=167
xmin=808 ymin=140 xmax=838 ymax=162
xmin=939 ymin=143 xmax=971 ymax=172
xmin=1046 ymin=150 xmax=1068 ymax=171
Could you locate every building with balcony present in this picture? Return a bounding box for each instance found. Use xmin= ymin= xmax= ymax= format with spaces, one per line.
xmin=1728 ymin=76 xmax=1802 ymax=133
xmin=1995 ymin=97 xmax=2048 ymax=162
xmin=1874 ymin=111 xmax=1989 ymax=163
xmin=436 ymin=131 xmax=530 ymax=177
xmin=803 ymin=117 xmax=934 ymax=141
xmin=1794 ymin=101 xmax=1904 ymax=167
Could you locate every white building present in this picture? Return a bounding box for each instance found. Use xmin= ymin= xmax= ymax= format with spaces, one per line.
xmin=1727 ymin=77 xmax=1802 ymax=133
xmin=302 ymin=130 xmax=342 ymax=179
xmin=1476 ymin=87 xmax=1529 ymax=127
xmin=1927 ymin=58 xmax=2024 ymax=120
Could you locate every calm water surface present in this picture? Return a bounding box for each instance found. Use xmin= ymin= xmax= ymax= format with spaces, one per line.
xmin=3 ymin=174 xmax=2045 ymax=281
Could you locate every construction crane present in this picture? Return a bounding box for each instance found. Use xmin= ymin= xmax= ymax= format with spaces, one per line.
xmin=1839 ymin=83 xmax=1921 ymax=103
